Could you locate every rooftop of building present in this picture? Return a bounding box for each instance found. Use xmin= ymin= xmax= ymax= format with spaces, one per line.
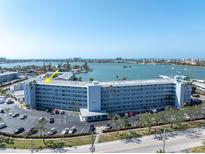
xmin=193 ymin=81 xmax=205 ymax=89
xmin=26 ymin=74 xmax=177 ymax=87
xmin=0 ymin=72 xmax=18 ymax=77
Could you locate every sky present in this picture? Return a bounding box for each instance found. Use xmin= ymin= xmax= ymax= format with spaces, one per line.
xmin=0 ymin=0 xmax=205 ymax=59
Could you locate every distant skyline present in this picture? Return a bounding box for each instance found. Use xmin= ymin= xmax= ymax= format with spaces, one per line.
xmin=0 ymin=0 xmax=205 ymax=59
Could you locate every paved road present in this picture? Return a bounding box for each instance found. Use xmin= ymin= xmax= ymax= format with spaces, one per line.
xmin=1 ymin=127 xmax=205 ymax=153
xmin=69 ymin=127 xmax=205 ymax=153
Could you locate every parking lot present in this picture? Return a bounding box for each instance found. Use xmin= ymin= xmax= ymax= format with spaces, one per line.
xmin=0 ymin=100 xmax=111 ymax=136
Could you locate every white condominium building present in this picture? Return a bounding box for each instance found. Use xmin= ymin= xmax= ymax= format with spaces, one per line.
xmin=24 ymin=73 xmax=191 ymax=121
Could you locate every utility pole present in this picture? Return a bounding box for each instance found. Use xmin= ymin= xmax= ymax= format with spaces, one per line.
xmin=163 ymin=128 xmax=166 ymax=153
xmin=90 ymin=131 xmax=95 ymax=153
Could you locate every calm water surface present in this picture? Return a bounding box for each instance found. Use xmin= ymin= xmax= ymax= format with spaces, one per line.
xmin=1 ymin=62 xmax=205 ymax=81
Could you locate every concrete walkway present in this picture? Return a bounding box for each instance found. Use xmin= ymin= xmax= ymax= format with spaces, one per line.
xmin=94 ymin=126 xmax=103 ymax=144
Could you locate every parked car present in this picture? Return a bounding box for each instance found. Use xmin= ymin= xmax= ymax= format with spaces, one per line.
xmin=9 ymin=113 xmax=13 ymax=116
xmin=119 ymin=113 xmax=125 ymax=117
xmin=128 ymin=112 xmax=136 ymax=117
xmin=6 ymin=98 xmax=14 ymax=104
xmin=0 ymin=109 xmax=5 ymax=113
xmin=14 ymin=127 xmax=25 ymax=134
xmin=193 ymin=94 xmax=200 ymax=98
xmin=0 ymin=100 xmax=5 ymax=104
xmin=27 ymin=127 xmax=38 ymax=135
xmin=61 ymin=128 xmax=69 ymax=135
xmin=46 ymin=109 xmax=50 ymax=112
xmin=53 ymin=109 xmax=59 ymax=114
xmin=20 ymin=114 xmax=27 ymax=120
xmin=184 ymin=113 xmax=191 ymax=120
xmin=60 ymin=110 xmax=65 ymax=115
xmin=48 ymin=128 xmax=57 ymax=135
xmin=39 ymin=117 xmax=45 ymax=122
xmin=0 ymin=123 xmax=7 ymax=129
xmin=68 ymin=126 xmax=76 ymax=134
xmin=105 ymin=123 xmax=112 ymax=130
xmin=49 ymin=118 xmax=54 ymax=124
xmin=89 ymin=125 xmax=95 ymax=132
xmin=12 ymin=113 xmax=20 ymax=118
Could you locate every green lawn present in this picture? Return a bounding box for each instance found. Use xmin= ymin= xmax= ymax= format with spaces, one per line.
xmin=0 ymin=135 xmax=95 ymax=149
xmin=99 ymin=119 xmax=205 ymax=143
xmin=189 ymin=145 xmax=205 ymax=153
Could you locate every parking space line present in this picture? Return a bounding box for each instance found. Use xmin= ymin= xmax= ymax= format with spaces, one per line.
xmin=80 ymin=127 xmax=85 ymax=134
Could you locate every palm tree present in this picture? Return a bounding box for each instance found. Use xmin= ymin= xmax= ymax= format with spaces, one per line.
xmin=152 ymin=113 xmax=161 ymax=125
xmin=4 ymin=107 xmax=10 ymax=116
xmin=34 ymin=119 xmax=48 ymax=146
xmin=0 ymin=88 xmax=5 ymax=95
xmin=108 ymin=85 xmax=113 ymax=113
xmin=174 ymin=110 xmax=184 ymax=128
xmin=139 ymin=113 xmax=153 ymax=132
xmin=89 ymin=78 xmax=94 ymax=82
xmin=82 ymin=63 xmax=89 ymax=71
xmin=164 ymin=107 xmax=176 ymax=128
xmin=122 ymin=77 xmax=127 ymax=80
xmin=78 ymin=77 xmax=82 ymax=81
xmin=66 ymin=61 xmax=71 ymax=71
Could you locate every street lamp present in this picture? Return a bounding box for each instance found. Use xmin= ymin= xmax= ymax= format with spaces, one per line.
xmin=163 ymin=128 xmax=166 ymax=153
xmin=90 ymin=125 xmax=95 ymax=153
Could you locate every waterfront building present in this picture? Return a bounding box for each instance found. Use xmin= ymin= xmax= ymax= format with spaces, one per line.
xmin=24 ymin=74 xmax=191 ymax=121
xmin=0 ymin=72 xmax=19 ymax=84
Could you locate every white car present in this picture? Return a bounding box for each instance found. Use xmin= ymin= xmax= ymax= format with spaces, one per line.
xmin=0 ymin=123 xmax=7 ymax=129
xmin=61 ymin=128 xmax=69 ymax=135
xmin=48 ymin=128 xmax=57 ymax=135
xmin=68 ymin=126 xmax=76 ymax=134
xmin=20 ymin=114 xmax=27 ymax=120
xmin=184 ymin=113 xmax=191 ymax=120
xmin=39 ymin=117 xmax=45 ymax=122
xmin=6 ymin=98 xmax=14 ymax=104
xmin=0 ymin=99 xmax=5 ymax=104
xmin=9 ymin=113 xmax=13 ymax=116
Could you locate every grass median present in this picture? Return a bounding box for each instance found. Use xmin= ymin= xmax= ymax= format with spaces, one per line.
xmin=189 ymin=145 xmax=205 ymax=153
xmin=98 ymin=119 xmax=205 ymax=143
xmin=0 ymin=135 xmax=95 ymax=149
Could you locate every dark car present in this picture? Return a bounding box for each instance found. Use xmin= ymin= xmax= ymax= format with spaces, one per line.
xmin=0 ymin=109 xmax=5 ymax=113
xmin=39 ymin=117 xmax=45 ymax=122
xmin=14 ymin=127 xmax=25 ymax=134
xmin=119 ymin=113 xmax=125 ymax=117
xmin=46 ymin=109 xmax=50 ymax=113
xmin=27 ymin=127 xmax=38 ymax=135
xmin=12 ymin=113 xmax=20 ymax=118
xmin=89 ymin=125 xmax=95 ymax=132
xmin=49 ymin=118 xmax=54 ymax=124
xmin=106 ymin=123 xmax=112 ymax=129
xmin=53 ymin=109 xmax=59 ymax=114
xmin=60 ymin=110 xmax=65 ymax=115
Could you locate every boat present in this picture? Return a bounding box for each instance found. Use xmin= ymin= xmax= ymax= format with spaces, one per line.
xmin=176 ymin=71 xmax=182 ymax=74
xmin=157 ymin=75 xmax=171 ymax=79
